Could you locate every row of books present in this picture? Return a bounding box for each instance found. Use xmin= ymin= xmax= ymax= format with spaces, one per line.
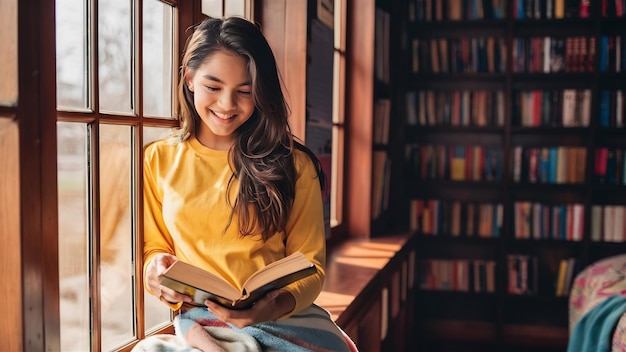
xmin=407 ymin=0 xmax=626 ymax=22
xmin=514 ymin=0 xmax=626 ymax=19
xmin=512 ymin=146 xmax=587 ymax=184
xmin=410 ymin=199 xmax=503 ymax=238
xmin=419 ymin=256 xmax=578 ymax=296
xmin=507 ymin=254 xmax=539 ymax=295
xmin=594 ymin=147 xmax=626 ymax=185
xmin=412 ymin=200 xmax=626 ymax=242
xmin=408 ymin=0 xmax=625 ymax=22
xmin=411 ymin=37 xmax=507 ymax=74
xmin=512 ymin=89 xmax=591 ymax=127
xmin=408 ymin=0 xmax=507 ymax=22
xmin=405 ymin=144 xmax=504 ymax=182
xmin=514 ymin=0 xmax=591 ymax=19
xmin=591 ymin=204 xmax=626 ymax=242
xmin=507 ymin=254 xmax=578 ymax=297
xmin=412 ymin=35 xmax=624 ymax=74
xmin=513 ymin=36 xmax=593 ymax=73
xmin=514 ymin=202 xmax=585 ymax=241
xmin=419 ymin=259 xmax=497 ymax=293
xmin=405 ymin=88 xmax=624 ymax=128
xmin=599 ymin=90 xmax=625 ymax=128
xmin=601 ymin=0 xmax=626 ymax=16
xmin=599 ymin=36 xmax=625 ymax=72
xmin=405 ymin=90 xmax=505 ymax=127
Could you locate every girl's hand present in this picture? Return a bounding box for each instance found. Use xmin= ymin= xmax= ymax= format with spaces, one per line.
xmin=146 ymin=253 xmax=193 ymax=304
xmin=204 ymin=289 xmax=296 ymax=328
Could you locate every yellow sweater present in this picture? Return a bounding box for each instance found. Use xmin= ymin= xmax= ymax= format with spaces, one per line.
xmin=143 ymin=136 xmax=326 ymax=317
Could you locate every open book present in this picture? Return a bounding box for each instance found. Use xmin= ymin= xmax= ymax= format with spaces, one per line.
xmin=159 ymin=251 xmax=317 ymax=310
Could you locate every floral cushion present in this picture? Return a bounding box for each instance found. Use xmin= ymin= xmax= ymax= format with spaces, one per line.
xmin=569 ymin=254 xmax=626 ymax=352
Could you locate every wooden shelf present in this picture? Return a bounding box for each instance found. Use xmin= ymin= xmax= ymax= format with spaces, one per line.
xmin=415 ymin=319 xmax=497 ymax=342
xmin=502 ymin=324 xmax=568 ymax=349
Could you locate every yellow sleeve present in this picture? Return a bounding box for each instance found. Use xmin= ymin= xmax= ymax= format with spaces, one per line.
xmin=278 ymin=151 xmax=327 ymax=318
xmin=142 ymin=142 xmax=178 ymax=310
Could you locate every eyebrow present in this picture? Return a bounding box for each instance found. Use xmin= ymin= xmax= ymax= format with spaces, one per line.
xmin=202 ymin=74 xmax=251 ymax=87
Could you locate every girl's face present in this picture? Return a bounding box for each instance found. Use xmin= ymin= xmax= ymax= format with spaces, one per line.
xmin=186 ymin=49 xmax=255 ymax=150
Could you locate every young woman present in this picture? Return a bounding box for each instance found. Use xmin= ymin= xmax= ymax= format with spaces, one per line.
xmin=140 ymin=17 xmax=356 ymax=351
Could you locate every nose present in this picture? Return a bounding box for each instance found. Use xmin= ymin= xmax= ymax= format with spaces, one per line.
xmin=218 ymin=91 xmax=236 ymax=110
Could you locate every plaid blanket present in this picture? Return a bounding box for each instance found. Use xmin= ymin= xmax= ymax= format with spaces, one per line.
xmin=132 ymin=304 xmax=359 ymax=352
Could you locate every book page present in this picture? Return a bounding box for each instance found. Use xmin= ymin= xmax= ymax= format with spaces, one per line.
xmin=160 ymin=261 xmax=241 ymax=301
xmin=242 ymin=252 xmax=315 ymax=293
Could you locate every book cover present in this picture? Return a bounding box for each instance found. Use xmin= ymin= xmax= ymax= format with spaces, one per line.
xmin=542 ymin=90 xmax=552 ymax=126
xmin=563 ymin=257 xmax=577 ymax=295
xmin=451 ymin=201 xmax=461 ymax=237
xmin=412 ymin=39 xmax=420 ymax=73
xmin=451 ymin=145 xmax=466 ymax=181
xmin=371 ymin=150 xmax=388 ymax=219
xmin=591 ymin=205 xmax=603 ymax=242
xmin=561 ymin=89 xmax=578 ymax=126
xmin=543 ymin=37 xmax=551 ymax=73
xmin=447 ymin=0 xmax=462 ymax=20
xmin=550 ymin=37 xmax=565 ymax=72
xmin=493 ymin=203 xmax=503 ymax=238
xmin=478 ymin=203 xmax=493 ymax=238
xmin=159 ymin=252 xmax=317 ymax=309
xmin=604 ymin=205 xmax=615 ymax=242
xmin=466 ymin=202 xmax=475 ymax=237
xmin=507 ymin=255 xmax=519 ymax=294
xmin=616 ymin=90 xmax=623 ymax=127
xmin=406 ymin=91 xmax=418 ymax=126
xmin=555 ymin=259 xmax=567 ymax=296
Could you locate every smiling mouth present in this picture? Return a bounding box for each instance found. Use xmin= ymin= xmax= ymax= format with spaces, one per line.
xmin=212 ymin=110 xmax=235 ymax=120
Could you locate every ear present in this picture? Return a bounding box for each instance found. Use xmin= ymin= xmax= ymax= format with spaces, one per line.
xmin=184 ymin=68 xmax=194 ymax=92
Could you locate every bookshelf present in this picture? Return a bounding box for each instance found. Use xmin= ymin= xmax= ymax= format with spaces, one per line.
xmin=395 ymin=0 xmax=626 ymax=350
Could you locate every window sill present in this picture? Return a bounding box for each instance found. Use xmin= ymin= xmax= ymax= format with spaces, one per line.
xmin=314 ymin=232 xmax=415 ymax=327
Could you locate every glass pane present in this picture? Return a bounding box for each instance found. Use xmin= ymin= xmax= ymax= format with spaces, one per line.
xmin=143 ymin=0 xmax=174 ymax=118
xmin=306 ymin=18 xmax=334 ymax=238
xmin=224 ymin=0 xmax=245 ymax=17
xmin=143 ymin=126 xmax=173 ymax=331
xmin=56 ymin=0 xmax=88 ymax=110
xmin=0 ymin=0 xmax=17 ymax=105
xmin=57 ymin=122 xmax=90 ymax=352
xmin=99 ymin=0 xmax=133 ymax=114
xmin=201 ymin=0 xmax=223 ymax=18
xmin=143 ymin=126 xmax=171 ymax=146
xmin=100 ymin=124 xmax=135 ymax=350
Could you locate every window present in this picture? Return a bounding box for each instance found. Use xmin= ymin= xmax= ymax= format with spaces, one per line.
xmin=56 ymin=1 xmax=253 ymax=350
xmin=201 ymin=0 xmax=253 ymax=18
xmin=56 ymin=1 xmax=177 ymax=351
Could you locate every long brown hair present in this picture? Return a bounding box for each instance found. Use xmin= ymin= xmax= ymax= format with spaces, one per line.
xmin=174 ymin=17 xmax=325 ymax=240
